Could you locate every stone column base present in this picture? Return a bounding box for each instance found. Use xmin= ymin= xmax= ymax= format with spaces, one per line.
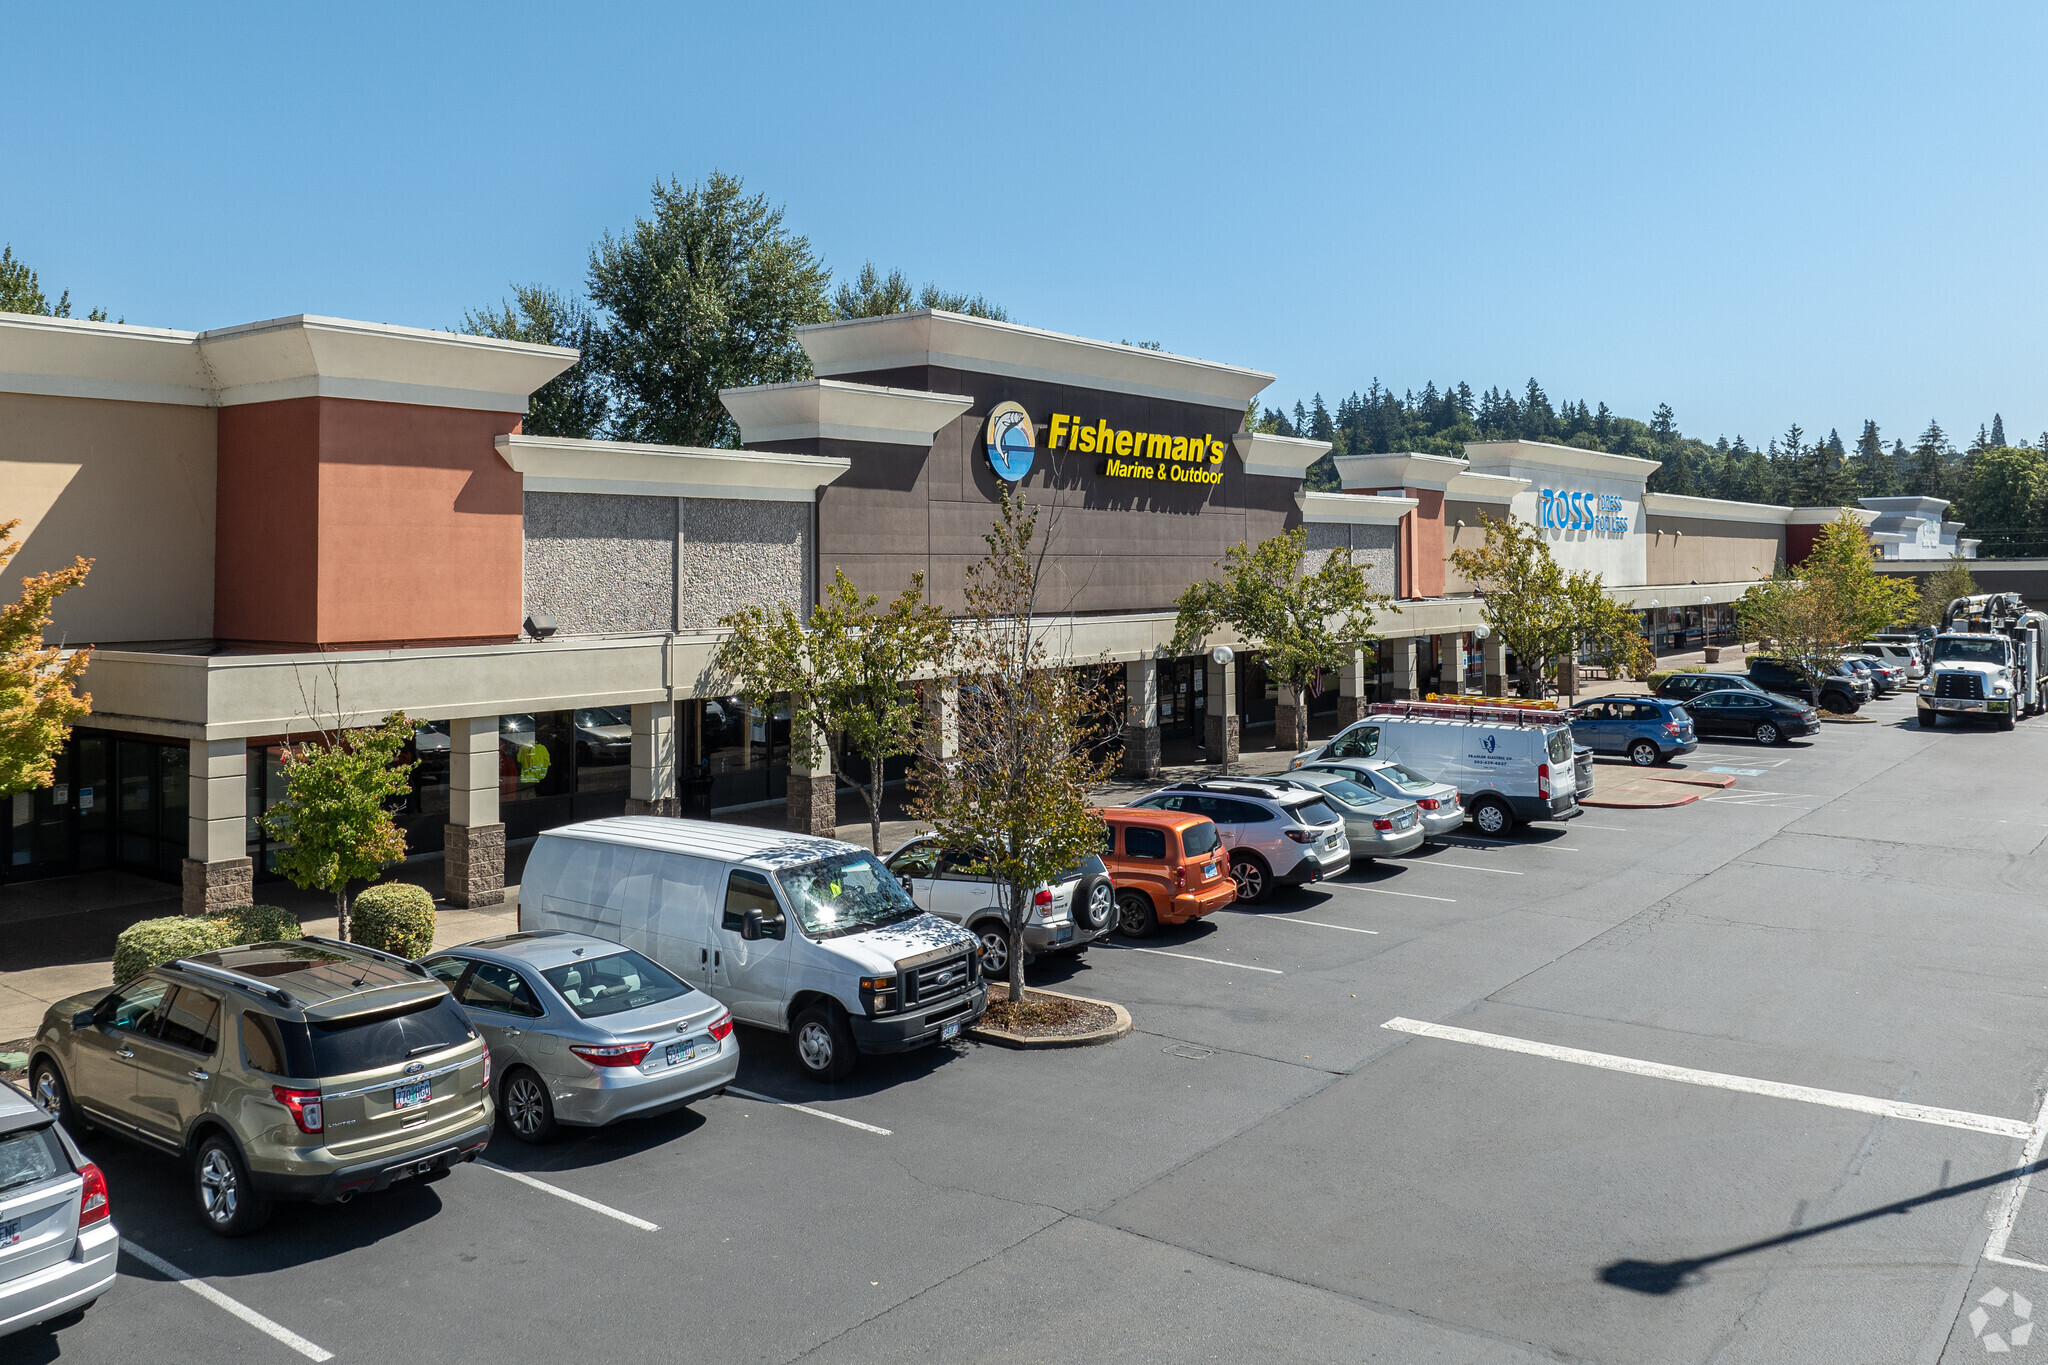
xmin=182 ymin=857 xmax=253 ymax=917
xmin=787 ymin=770 xmax=836 ymax=836
xmin=1483 ymin=673 xmax=1505 ymax=697
xmin=1203 ymin=714 xmax=1240 ymax=765
xmin=444 ymin=823 xmax=505 ymax=908
xmin=1338 ymin=694 xmax=1368 ymax=726
xmin=1120 ymin=724 xmax=1161 ymax=780
xmin=623 ymin=798 xmax=678 ymax=817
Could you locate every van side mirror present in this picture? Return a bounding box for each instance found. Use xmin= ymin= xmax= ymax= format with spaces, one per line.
xmin=741 ymin=908 xmax=764 ymax=942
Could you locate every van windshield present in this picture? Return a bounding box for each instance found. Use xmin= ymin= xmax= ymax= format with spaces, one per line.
xmin=777 ymin=851 xmax=922 ymax=940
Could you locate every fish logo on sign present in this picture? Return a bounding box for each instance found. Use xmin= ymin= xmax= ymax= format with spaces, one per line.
xmin=985 ymin=402 xmax=1037 ymax=482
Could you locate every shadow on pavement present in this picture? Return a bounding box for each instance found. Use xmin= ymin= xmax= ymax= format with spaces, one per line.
xmin=1601 ymin=1157 xmax=2048 ymax=1294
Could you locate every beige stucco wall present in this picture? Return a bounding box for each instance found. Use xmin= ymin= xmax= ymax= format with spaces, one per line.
xmin=1644 ymin=515 xmax=1783 ymax=586
xmin=1442 ymin=499 xmax=1505 ymax=594
xmin=0 ymin=392 xmax=217 ymax=644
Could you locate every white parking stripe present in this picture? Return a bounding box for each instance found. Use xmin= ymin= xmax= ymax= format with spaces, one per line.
xmin=1352 ymin=884 xmax=1457 ymax=903
xmin=1102 ymin=945 xmax=1285 ymax=974
xmin=1985 ymin=1090 xmax=2048 ymax=1272
xmin=1381 ymin=1017 xmax=2033 ymax=1139
xmin=1264 ymin=917 xmax=1379 ymax=935
xmin=1445 ymin=837 xmax=1578 ymax=851
xmin=477 ymin=1160 xmax=662 ymax=1229
xmin=1406 ymin=860 xmax=1523 ymax=876
xmin=1574 ymin=824 xmax=1630 ymax=831
xmin=728 ymin=1087 xmax=893 ymax=1135
xmin=123 ymin=1241 xmax=334 ymax=1362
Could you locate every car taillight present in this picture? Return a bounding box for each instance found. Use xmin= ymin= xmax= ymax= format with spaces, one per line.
xmin=1538 ymin=762 xmax=1551 ymax=800
xmin=481 ymin=1046 xmax=491 ymax=1089
xmin=1285 ymin=827 xmax=1318 ymax=843
xmin=570 ymin=1042 xmax=654 ymax=1068
xmin=273 ymin=1085 xmax=324 ymax=1134
xmin=1174 ymin=865 xmax=1186 ymax=890
xmin=1371 ymin=817 xmax=1394 ymax=832
xmin=1418 ymin=797 xmax=1439 ymax=811
xmin=708 ymin=1009 xmax=734 ymax=1041
xmin=77 ymin=1161 xmax=109 ymax=1228
xmin=1032 ymin=888 xmax=1053 ymax=907
xmin=1663 ymin=722 xmax=1680 ymax=737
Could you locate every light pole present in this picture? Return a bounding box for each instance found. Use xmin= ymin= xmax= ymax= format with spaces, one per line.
xmin=1210 ymin=646 xmax=1234 ymax=774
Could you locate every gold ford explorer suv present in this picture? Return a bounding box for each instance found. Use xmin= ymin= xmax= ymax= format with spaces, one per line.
xmin=28 ymin=938 xmax=493 ymax=1237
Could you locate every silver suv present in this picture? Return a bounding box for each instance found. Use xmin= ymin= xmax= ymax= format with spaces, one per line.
xmin=0 ymin=1081 xmax=116 ymax=1340
xmin=1130 ymin=778 xmax=1351 ymax=903
xmin=883 ymin=839 xmax=1117 ymax=977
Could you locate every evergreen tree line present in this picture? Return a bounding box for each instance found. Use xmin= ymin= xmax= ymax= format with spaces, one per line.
xmin=1261 ymin=381 xmax=2048 ymax=556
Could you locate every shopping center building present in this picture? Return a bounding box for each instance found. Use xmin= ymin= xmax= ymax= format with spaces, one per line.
xmin=1 ymin=307 xmax=1874 ymax=910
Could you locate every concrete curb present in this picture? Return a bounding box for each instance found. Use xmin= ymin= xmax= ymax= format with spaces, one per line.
xmin=1820 ymin=712 xmax=1877 ymax=724
xmin=969 ymin=987 xmax=1133 ymax=1050
xmin=1641 ymin=769 xmax=1739 ymax=789
xmin=1582 ymin=788 xmax=1702 ymax=809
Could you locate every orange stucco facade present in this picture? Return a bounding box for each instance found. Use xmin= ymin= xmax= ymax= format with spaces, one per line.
xmin=216 ymin=397 xmax=524 ymax=650
xmin=1399 ymin=487 xmax=1447 ymax=599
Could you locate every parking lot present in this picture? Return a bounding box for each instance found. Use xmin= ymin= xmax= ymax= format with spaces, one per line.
xmin=18 ymin=685 xmax=2048 ymax=1364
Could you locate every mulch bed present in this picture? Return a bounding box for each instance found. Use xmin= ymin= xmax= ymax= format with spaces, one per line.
xmin=1820 ymin=709 xmax=1877 ymax=724
xmin=979 ymin=990 xmax=1118 ymax=1039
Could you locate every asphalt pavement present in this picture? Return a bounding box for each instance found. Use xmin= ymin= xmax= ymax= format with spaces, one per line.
xmin=16 ymin=685 xmax=2048 ymax=1364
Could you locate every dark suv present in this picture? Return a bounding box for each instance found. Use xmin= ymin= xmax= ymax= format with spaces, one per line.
xmin=29 ymin=939 xmax=493 ymax=1236
xmin=1746 ymin=657 xmax=1862 ymax=713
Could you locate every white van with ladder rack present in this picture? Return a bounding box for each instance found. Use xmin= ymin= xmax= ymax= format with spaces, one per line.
xmin=1291 ymin=700 xmax=1583 ymax=836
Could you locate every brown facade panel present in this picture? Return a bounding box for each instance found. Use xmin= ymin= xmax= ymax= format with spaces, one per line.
xmin=1645 ymin=515 xmax=1784 ymax=585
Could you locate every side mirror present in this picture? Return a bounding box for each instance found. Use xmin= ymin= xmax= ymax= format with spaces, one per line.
xmin=899 ymin=875 xmax=916 ymax=896
xmin=71 ymin=1008 xmax=96 ymax=1031
xmin=741 ymin=908 xmax=764 ymax=942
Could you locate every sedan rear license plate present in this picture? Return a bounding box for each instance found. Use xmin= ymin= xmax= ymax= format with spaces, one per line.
xmin=393 ymin=1079 xmax=431 ymax=1110
xmin=665 ymin=1041 xmax=695 ymax=1067
xmin=941 ymin=1021 xmax=962 ymax=1041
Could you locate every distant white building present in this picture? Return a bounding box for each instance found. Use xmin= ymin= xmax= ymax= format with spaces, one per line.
xmin=1858 ymin=496 xmax=1979 ymax=560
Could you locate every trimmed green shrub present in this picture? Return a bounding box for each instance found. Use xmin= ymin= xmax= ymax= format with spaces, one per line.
xmin=218 ymin=905 xmax=301 ymax=945
xmin=1645 ymin=666 xmax=1707 ymax=688
xmin=350 ymin=882 xmax=437 ymax=960
xmin=113 ymin=916 xmax=233 ymax=986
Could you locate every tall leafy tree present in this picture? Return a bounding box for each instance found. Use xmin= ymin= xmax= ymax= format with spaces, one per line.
xmin=0 ymin=245 xmax=110 ymax=321
xmin=586 ymin=172 xmax=831 ymax=449
xmin=0 ymin=520 xmax=93 ymax=798
xmin=462 ymin=285 xmax=608 ymax=438
xmin=1960 ymin=445 xmax=2048 ymax=532
xmin=1909 ymin=420 xmax=1951 ymax=498
xmin=259 ymin=712 xmax=417 ymax=941
xmin=1168 ymin=528 xmax=1391 ymax=751
xmin=713 ymin=568 xmax=952 ymax=852
xmin=1802 ymin=512 xmax=1920 ymax=640
xmin=1992 ymin=413 xmax=2008 ymax=447
xmin=830 ymin=262 xmax=1007 ymax=321
xmin=1917 ymin=555 xmax=1979 ymax=625
xmin=1447 ymin=512 xmax=1647 ymax=699
xmin=909 ymin=489 xmax=1119 ymax=1003
xmin=1854 ymin=420 xmax=1899 ymax=497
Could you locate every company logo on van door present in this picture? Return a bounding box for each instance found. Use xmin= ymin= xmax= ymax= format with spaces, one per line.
xmin=1540 ymin=488 xmax=1631 ymax=534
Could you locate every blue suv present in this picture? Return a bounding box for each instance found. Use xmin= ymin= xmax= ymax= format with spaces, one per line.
xmin=1568 ymin=695 xmax=1697 ymax=766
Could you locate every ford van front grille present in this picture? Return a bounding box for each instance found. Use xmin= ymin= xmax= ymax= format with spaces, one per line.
xmin=905 ymin=952 xmax=973 ymax=1007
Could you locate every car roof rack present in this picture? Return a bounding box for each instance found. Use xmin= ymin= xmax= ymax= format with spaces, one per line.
xmin=165 ymin=957 xmax=296 ymax=1009
xmin=299 ymin=934 xmax=430 ymax=977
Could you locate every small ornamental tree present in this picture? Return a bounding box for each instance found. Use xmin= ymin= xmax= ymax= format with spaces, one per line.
xmin=1801 ymin=511 xmax=1919 ymax=640
xmin=259 ymin=712 xmax=416 ymax=941
xmin=714 ymin=568 xmax=953 ymax=852
xmin=1169 ymin=527 xmax=1392 ymax=751
xmin=1737 ymin=572 xmax=1850 ymax=697
xmin=911 ymin=489 xmax=1119 ymax=1003
xmin=1918 ymin=555 xmax=1980 ymax=627
xmin=1448 ymin=512 xmax=1646 ymax=700
xmin=0 ymin=518 xmax=93 ymax=798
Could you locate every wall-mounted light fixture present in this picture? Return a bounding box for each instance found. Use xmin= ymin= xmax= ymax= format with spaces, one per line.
xmin=524 ymin=613 xmax=558 ymax=640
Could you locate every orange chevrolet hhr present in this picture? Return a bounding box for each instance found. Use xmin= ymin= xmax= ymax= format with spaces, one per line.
xmin=1093 ymin=806 xmax=1239 ymax=937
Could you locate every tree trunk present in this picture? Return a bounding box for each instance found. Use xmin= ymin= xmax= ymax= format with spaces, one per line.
xmin=1008 ymin=926 xmax=1024 ymax=1004
xmin=335 ymin=887 xmax=350 ymax=942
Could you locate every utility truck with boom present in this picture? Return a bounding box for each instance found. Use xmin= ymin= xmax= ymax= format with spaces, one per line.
xmin=1917 ymin=593 xmax=2048 ymax=731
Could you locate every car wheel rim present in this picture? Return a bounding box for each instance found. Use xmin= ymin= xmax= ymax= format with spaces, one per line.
xmin=33 ymin=1068 xmax=60 ymax=1116
xmin=979 ymin=931 xmax=1008 ymax=975
xmin=1758 ymin=725 xmax=1777 ymax=744
xmin=1476 ymin=805 xmax=1505 ymax=834
xmin=508 ymin=1078 xmax=545 ymax=1135
xmin=1088 ymin=884 xmax=1113 ymax=929
xmin=1233 ymin=862 xmax=1262 ymax=900
xmin=797 ymin=1021 xmax=834 ymax=1073
xmin=200 ymin=1149 xmax=237 ymax=1223
xmin=1118 ymin=894 xmax=1147 ymax=932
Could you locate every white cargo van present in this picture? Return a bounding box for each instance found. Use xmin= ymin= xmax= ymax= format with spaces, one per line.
xmin=518 ymin=818 xmax=987 ymax=1082
xmin=1292 ymin=704 xmax=1581 ymax=835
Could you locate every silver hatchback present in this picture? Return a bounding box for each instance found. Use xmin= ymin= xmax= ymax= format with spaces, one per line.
xmin=1301 ymin=759 xmax=1464 ymax=839
xmin=424 ymin=932 xmax=739 ymax=1144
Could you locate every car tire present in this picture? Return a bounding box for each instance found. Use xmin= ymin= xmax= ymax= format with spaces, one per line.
xmin=1074 ymin=874 xmax=1115 ymax=934
xmin=792 ymin=1001 xmax=857 ymax=1083
xmin=195 ymin=1133 xmax=272 ymax=1238
xmin=1628 ymin=739 xmax=1659 ymax=767
xmin=1469 ymin=796 xmax=1514 ymax=837
xmin=1918 ymin=708 xmax=1938 ymax=728
xmin=1754 ymin=722 xmax=1782 ymax=745
xmin=1116 ymin=889 xmax=1159 ymax=938
xmin=1229 ymin=853 xmax=1271 ymax=904
xmin=2000 ymin=709 xmax=2016 ymax=732
xmin=501 ymin=1067 xmax=557 ymax=1144
xmin=30 ymin=1057 xmax=89 ymax=1134
xmin=973 ymin=920 xmax=1012 ymax=977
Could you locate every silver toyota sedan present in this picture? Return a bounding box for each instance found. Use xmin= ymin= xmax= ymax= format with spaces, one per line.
xmin=1301 ymin=758 xmax=1465 ymax=840
xmin=1275 ymin=769 xmax=1426 ymax=862
xmin=424 ymin=932 xmax=739 ymax=1144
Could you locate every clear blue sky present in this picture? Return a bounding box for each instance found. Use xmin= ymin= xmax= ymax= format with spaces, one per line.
xmin=8 ymin=2 xmax=2044 ymax=450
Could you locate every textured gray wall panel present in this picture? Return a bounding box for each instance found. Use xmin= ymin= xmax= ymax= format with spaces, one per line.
xmin=680 ymin=498 xmax=809 ymax=629
xmin=1304 ymin=522 xmax=1398 ymax=598
xmin=524 ymin=492 xmax=677 ymax=634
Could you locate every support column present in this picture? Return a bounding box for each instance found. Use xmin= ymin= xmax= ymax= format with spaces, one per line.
xmin=626 ymin=702 xmax=677 ymax=817
xmin=1482 ymin=634 xmax=1507 ymax=697
xmin=444 ymin=716 xmax=504 ymax=908
xmin=1438 ymin=633 xmax=1468 ymax=695
xmin=1387 ymin=637 xmax=1421 ymax=701
xmin=183 ymin=739 xmax=251 ymax=916
xmin=1339 ymin=649 xmax=1370 ymax=726
xmin=786 ymin=717 xmax=836 ymax=837
xmin=921 ymin=683 xmax=959 ymax=761
xmin=1121 ymin=659 xmax=1160 ymax=779
xmin=1273 ymin=681 xmax=1303 ymax=754
xmin=1203 ymin=656 xmax=1240 ymax=765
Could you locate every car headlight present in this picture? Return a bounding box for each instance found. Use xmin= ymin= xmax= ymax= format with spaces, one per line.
xmin=1995 ymin=683 xmax=2011 ymax=696
xmin=1919 ymin=682 xmax=1932 ymax=693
